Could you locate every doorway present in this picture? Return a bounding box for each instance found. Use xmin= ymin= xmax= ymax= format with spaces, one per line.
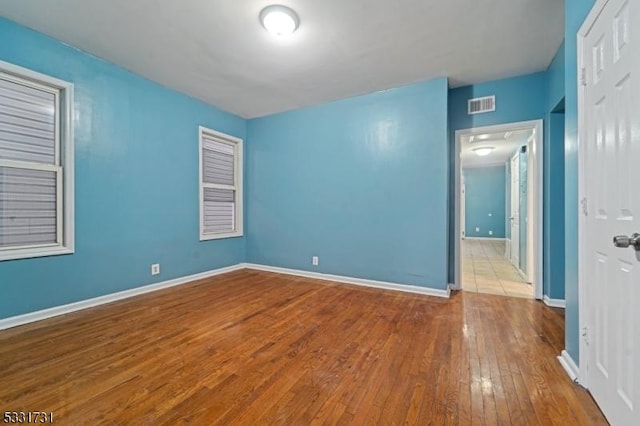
xmin=454 ymin=120 xmax=543 ymax=299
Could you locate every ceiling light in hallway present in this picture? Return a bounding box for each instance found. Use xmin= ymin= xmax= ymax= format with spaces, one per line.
xmin=473 ymin=147 xmax=495 ymax=157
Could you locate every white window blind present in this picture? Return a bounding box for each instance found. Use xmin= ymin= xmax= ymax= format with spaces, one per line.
xmin=0 ymin=167 xmax=58 ymax=247
xmin=0 ymin=60 xmax=74 ymax=261
xmin=0 ymin=78 xmax=56 ymax=164
xmin=199 ymin=127 xmax=243 ymax=240
xmin=203 ymin=188 xmax=235 ymax=234
xmin=202 ymin=137 xmax=234 ymax=186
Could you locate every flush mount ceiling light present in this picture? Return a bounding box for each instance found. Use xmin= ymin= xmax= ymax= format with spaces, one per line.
xmin=473 ymin=147 xmax=495 ymax=157
xmin=260 ymin=5 xmax=299 ymax=36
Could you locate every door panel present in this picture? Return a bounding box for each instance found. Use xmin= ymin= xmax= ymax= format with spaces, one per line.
xmin=583 ymin=0 xmax=640 ymax=424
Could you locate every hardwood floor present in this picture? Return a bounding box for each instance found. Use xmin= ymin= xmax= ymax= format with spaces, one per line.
xmin=0 ymin=269 xmax=606 ymax=424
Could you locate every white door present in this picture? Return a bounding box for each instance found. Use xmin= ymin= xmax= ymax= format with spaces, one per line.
xmin=461 ymin=182 xmax=466 ymax=239
xmin=510 ymin=153 xmax=520 ymax=267
xmin=582 ymin=0 xmax=640 ymax=424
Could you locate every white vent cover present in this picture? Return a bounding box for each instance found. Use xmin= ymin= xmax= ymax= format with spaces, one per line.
xmin=468 ymin=95 xmax=495 ymax=114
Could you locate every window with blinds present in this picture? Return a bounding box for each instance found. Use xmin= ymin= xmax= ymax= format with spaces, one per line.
xmin=199 ymin=127 xmax=243 ymax=240
xmin=0 ymin=61 xmax=74 ymax=261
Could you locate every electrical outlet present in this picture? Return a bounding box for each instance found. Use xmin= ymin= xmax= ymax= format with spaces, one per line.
xmin=151 ymin=263 xmax=160 ymax=275
xmin=489 ymin=230 xmax=493 ymax=236
xmin=312 ymin=256 xmax=319 ymax=266
xmin=475 ymin=227 xmax=480 ymax=232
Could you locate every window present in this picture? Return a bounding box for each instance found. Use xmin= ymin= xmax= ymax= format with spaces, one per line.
xmin=199 ymin=126 xmax=243 ymax=240
xmin=0 ymin=60 xmax=74 ymax=261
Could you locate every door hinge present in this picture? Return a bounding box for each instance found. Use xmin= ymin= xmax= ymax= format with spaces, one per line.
xmin=580 ymin=68 xmax=587 ymax=86
xmin=581 ymin=197 xmax=588 ymax=216
xmin=582 ymin=326 xmax=590 ymax=346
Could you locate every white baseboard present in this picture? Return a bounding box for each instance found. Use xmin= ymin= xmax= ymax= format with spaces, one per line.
xmin=543 ymin=295 xmax=566 ymax=308
xmin=558 ymin=350 xmax=580 ymax=383
xmin=0 ymin=264 xmax=245 ymax=331
xmin=515 ymin=267 xmax=530 ymax=283
xmin=243 ymin=263 xmax=451 ymax=299
xmin=464 ymin=237 xmax=506 ymax=241
xmin=0 ymin=262 xmax=451 ymax=331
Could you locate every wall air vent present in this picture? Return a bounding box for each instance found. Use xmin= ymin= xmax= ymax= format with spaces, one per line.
xmin=468 ymin=95 xmax=495 ymax=115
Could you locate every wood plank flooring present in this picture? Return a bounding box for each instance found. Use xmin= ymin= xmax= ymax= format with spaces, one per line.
xmin=0 ymin=269 xmax=606 ymax=424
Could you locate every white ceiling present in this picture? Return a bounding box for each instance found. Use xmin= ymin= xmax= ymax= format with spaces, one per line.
xmin=0 ymin=0 xmax=564 ymax=118
xmin=461 ymin=128 xmax=533 ymax=168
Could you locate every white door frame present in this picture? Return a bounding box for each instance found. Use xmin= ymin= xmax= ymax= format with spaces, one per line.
xmin=527 ymin=136 xmax=536 ymax=282
xmin=577 ymin=0 xmax=609 ymax=389
xmin=453 ymin=119 xmax=544 ymax=300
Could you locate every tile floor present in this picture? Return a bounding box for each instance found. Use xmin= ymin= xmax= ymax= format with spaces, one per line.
xmin=461 ymin=239 xmax=533 ymax=299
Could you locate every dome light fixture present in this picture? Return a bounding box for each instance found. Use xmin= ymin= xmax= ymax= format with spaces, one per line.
xmin=260 ymin=5 xmax=299 ymax=37
xmin=473 ymin=147 xmax=495 ymax=157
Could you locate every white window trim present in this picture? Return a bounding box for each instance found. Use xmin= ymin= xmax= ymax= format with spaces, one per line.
xmin=198 ymin=126 xmax=243 ymax=241
xmin=0 ymin=60 xmax=74 ymax=261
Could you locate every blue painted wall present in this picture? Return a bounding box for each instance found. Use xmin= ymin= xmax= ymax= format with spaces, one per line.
xmin=547 ymin=41 xmax=566 ymax=111
xmin=0 ymin=18 xmax=247 ymax=319
xmin=519 ymin=148 xmax=528 ymax=273
xmin=247 ymin=79 xmax=449 ymax=289
xmin=448 ymin=73 xmax=547 ymax=131
xmin=448 ymin=72 xmax=547 ymax=282
xmin=565 ymin=0 xmax=597 ymax=363
xmin=545 ymin=110 xmax=565 ymax=299
xmin=543 ymin=42 xmax=566 ymax=301
xmin=463 ymin=166 xmax=506 ymax=238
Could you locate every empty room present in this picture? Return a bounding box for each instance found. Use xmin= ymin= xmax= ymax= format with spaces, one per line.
xmin=0 ymin=0 xmax=637 ymax=424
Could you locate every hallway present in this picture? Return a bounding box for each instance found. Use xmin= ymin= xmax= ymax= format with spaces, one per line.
xmin=461 ymin=239 xmax=533 ymax=298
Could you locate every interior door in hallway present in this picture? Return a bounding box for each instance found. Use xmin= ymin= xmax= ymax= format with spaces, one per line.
xmin=582 ymin=0 xmax=640 ymax=424
xmin=509 ymin=153 xmax=520 ymax=268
